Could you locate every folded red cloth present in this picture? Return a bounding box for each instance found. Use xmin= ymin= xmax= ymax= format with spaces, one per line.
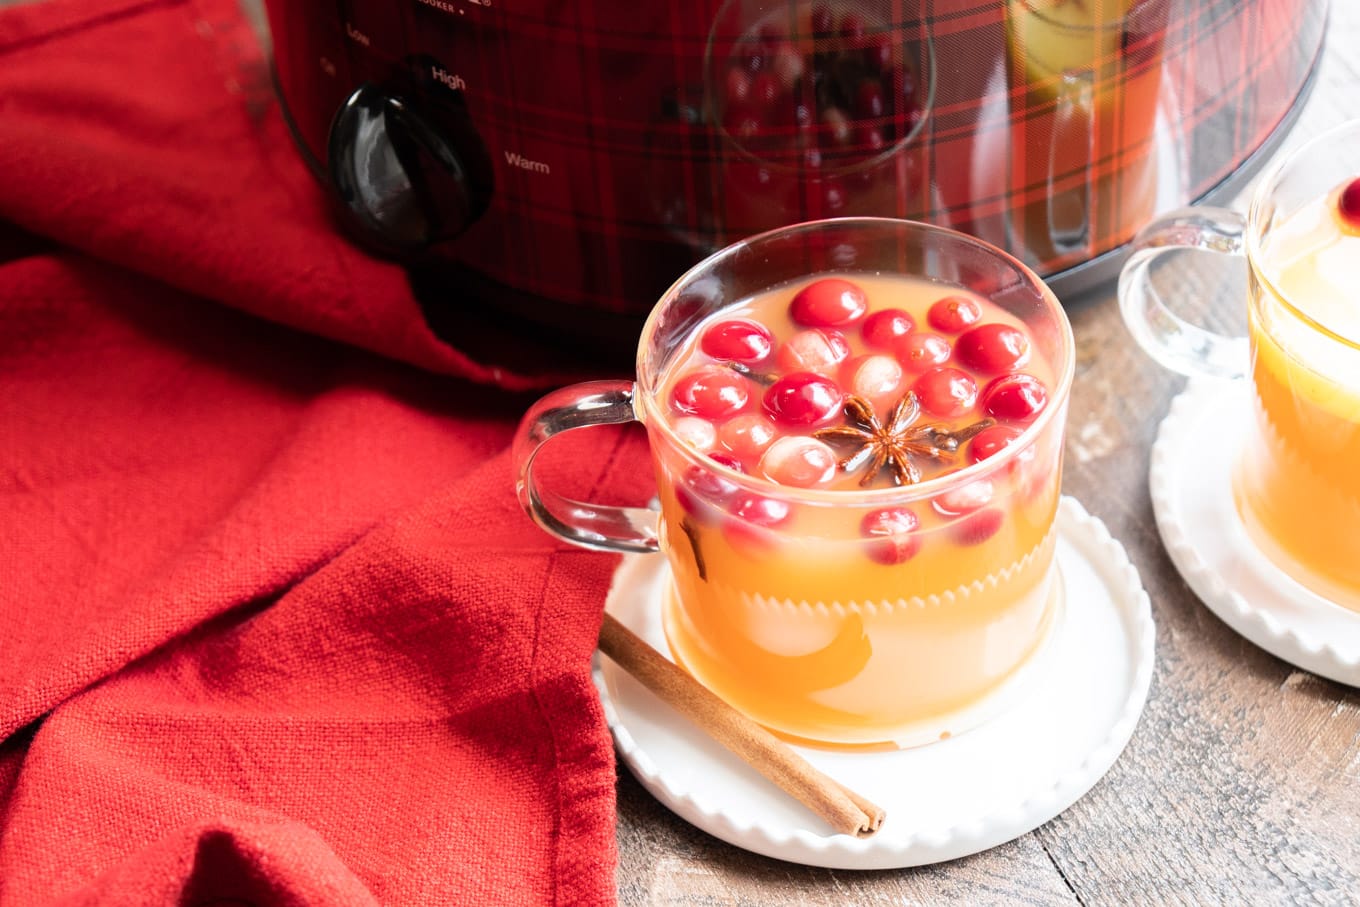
xmin=0 ymin=1 xmax=652 ymax=903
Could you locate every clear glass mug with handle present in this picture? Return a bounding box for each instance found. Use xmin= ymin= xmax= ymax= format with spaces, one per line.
xmin=515 ymin=217 xmax=1075 ymax=748
xmin=1118 ymin=120 xmax=1360 ymax=609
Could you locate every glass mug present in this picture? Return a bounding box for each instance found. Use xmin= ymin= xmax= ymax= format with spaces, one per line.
xmin=1119 ymin=120 xmax=1360 ymax=610
xmin=515 ymin=218 xmax=1075 ymax=748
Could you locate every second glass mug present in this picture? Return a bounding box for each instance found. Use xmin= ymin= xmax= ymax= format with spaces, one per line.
xmin=1119 ymin=119 xmax=1360 ymax=611
xmin=515 ymin=218 xmax=1076 ymax=749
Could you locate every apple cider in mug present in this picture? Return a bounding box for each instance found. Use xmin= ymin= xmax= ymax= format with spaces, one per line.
xmin=1235 ymin=179 xmax=1360 ymax=608
xmin=650 ymin=274 xmax=1064 ymax=747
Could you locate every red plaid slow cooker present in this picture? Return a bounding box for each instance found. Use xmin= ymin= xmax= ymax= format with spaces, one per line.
xmin=265 ymin=0 xmax=1328 ymax=341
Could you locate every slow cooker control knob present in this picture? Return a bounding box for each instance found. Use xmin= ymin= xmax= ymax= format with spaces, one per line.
xmin=326 ymin=83 xmax=491 ymax=253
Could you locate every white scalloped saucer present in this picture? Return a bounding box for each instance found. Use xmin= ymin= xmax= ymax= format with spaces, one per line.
xmin=1150 ymin=379 xmax=1360 ymax=686
xmin=593 ymin=497 xmax=1154 ymax=869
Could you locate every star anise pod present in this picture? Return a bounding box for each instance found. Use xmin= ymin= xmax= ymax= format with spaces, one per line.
xmin=814 ymin=393 xmax=995 ymax=487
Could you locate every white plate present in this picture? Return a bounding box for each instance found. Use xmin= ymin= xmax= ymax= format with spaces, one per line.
xmin=594 ymin=497 xmax=1154 ymax=869
xmin=1150 ymin=379 xmax=1360 ymax=686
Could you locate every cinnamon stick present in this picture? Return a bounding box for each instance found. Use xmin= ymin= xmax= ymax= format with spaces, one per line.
xmin=598 ymin=612 xmax=886 ymax=838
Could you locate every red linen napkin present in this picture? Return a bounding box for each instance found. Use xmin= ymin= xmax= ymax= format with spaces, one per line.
xmin=0 ymin=0 xmax=652 ymax=903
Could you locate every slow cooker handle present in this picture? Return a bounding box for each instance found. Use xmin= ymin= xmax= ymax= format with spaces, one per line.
xmin=326 ymin=83 xmax=485 ymax=253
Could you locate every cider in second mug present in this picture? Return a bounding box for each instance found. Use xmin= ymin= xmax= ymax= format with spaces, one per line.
xmin=1120 ymin=120 xmax=1360 ymax=609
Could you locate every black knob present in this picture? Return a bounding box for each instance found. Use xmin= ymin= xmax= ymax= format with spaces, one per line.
xmin=326 ymin=83 xmax=491 ymax=253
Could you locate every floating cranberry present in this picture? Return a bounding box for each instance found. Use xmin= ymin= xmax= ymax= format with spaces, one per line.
xmin=969 ymin=425 xmax=1025 ymax=464
xmin=763 ymin=372 xmax=844 ymax=426
xmin=863 ymin=34 xmax=894 ymax=73
xmin=777 ymin=327 xmax=850 ymax=374
xmin=952 ymin=508 xmax=1004 ymax=546
xmin=672 ymin=416 xmax=717 ymax=452
xmin=981 ymin=373 xmax=1049 ymax=423
xmin=1339 ymin=177 xmax=1360 ymax=232
xmin=724 ymin=67 xmax=752 ymax=107
xmin=821 ymin=108 xmax=852 ymax=146
xmin=860 ymin=507 xmax=921 ymax=565
xmin=737 ymin=41 xmax=765 ymax=74
xmin=723 ymin=106 xmax=764 ymax=142
xmin=955 ymin=323 xmax=1032 ymax=376
xmin=912 ymin=367 xmax=978 ymax=417
xmin=750 ymin=72 xmax=780 ymax=109
xmin=927 ymin=295 xmax=983 ymax=334
xmin=790 ymin=277 xmax=868 ymax=327
xmin=853 ymin=79 xmax=885 ymax=119
xmin=842 ymin=354 xmax=904 ymax=403
xmin=677 ymin=455 xmax=744 ymax=519
xmin=701 ymin=318 xmax=774 ymax=364
xmin=671 ymin=365 xmax=751 ymax=419
xmin=758 ymin=436 xmax=838 ymax=487
xmin=933 ymin=480 xmax=994 ymax=517
xmin=717 ymin=412 xmax=777 ymax=461
xmin=771 ymin=43 xmax=805 ymax=88
xmin=861 ymin=308 xmax=915 ymax=350
xmin=854 ymin=123 xmax=886 ymax=154
xmin=897 ymin=332 xmax=952 ymax=371
xmin=724 ymin=493 xmax=792 ymax=554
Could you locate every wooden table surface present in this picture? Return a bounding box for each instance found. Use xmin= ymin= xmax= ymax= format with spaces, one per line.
xmin=613 ymin=9 xmax=1360 ymax=906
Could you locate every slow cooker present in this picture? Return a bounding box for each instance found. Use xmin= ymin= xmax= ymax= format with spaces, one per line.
xmin=264 ymin=0 xmax=1327 ymax=346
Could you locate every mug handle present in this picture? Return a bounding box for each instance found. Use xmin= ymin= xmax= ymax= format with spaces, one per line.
xmin=1117 ymin=206 xmax=1250 ymax=379
xmin=513 ymin=380 xmax=661 ymax=554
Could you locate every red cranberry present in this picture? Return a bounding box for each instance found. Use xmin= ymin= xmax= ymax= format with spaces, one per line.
xmin=724 ymin=493 xmax=792 ymax=554
xmin=897 ymin=332 xmax=952 ymax=371
xmin=790 ymin=277 xmax=868 ymax=327
xmin=1339 ymin=177 xmax=1360 ymax=231
xmin=853 ymin=80 xmax=885 ymax=119
xmin=723 ymin=106 xmax=764 ymax=142
xmin=671 ymin=366 xmax=751 ymax=419
xmin=912 ymin=367 xmax=978 ymax=417
xmin=955 ymin=323 xmax=1032 ymax=375
xmin=724 ymin=67 xmax=752 ymax=107
xmin=927 ymin=295 xmax=983 ymax=334
xmin=820 ymin=108 xmax=853 ymax=146
xmin=750 ymin=72 xmax=780 ymax=109
xmin=981 ymin=373 xmax=1049 ymax=423
xmin=677 ymin=455 xmax=743 ymax=519
xmin=737 ymin=41 xmax=765 ymax=74
xmin=763 ymin=372 xmax=844 ymax=426
xmin=717 ymin=412 xmax=777 ymax=461
xmin=842 ymin=354 xmax=904 ymax=403
xmin=969 ymin=425 xmax=1025 ymax=464
xmin=771 ymin=43 xmax=805 ymax=88
xmin=672 ymin=416 xmax=717 ymax=452
xmin=952 ymin=508 xmax=1004 ymax=546
xmin=860 ymin=507 xmax=921 ymax=565
xmin=777 ymin=327 xmax=851 ymax=374
xmin=701 ymin=318 xmax=774 ymax=363
xmin=932 ymin=480 xmax=994 ymax=517
xmin=863 ymin=34 xmax=894 ymax=73
xmin=861 ymin=308 xmax=915 ymax=350
xmin=854 ymin=123 xmax=886 ymax=154
xmin=758 ymin=436 xmax=838 ymax=487
xmin=730 ymin=493 xmax=791 ymax=527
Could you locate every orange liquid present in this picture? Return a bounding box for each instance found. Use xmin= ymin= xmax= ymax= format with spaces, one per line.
xmin=1005 ymin=0 xmax=1167 ymax=268
xmin=653 ymin=274 xmax=1065 ymax=747
xmin=1234 ymin=187 xmax=1360 ymax=609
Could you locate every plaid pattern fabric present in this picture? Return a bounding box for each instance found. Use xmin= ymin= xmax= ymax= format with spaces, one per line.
xmin=271 ymin=0 xmax=1327 ymax=314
